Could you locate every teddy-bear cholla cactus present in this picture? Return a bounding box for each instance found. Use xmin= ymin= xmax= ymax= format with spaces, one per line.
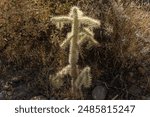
xmin=51 ymin=6 xmax=100 ymax=98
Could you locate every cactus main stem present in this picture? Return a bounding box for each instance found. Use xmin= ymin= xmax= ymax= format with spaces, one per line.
xmin=69 ymin=9 xmax=79 ymax=98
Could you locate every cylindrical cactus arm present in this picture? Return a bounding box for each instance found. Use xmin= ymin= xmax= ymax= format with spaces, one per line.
xmin=78 ymin=28 xmax=99 ymax=45
xmin=75 ymin=66 xmax=92 ymax=89
xmin=51 ymin=16 xmax=73 ymax=24
xmin=77 ymin=32 xmax=86 ymax=46
xmin=79 ymin=16 xmax=100 ymax=27
xmin=77 ymin=35 xmax=87 ymax=46
xmin=60 ymin=33 xmax=73 ymax=49
xmin=82 ymin=28 xmax=94 ymax=37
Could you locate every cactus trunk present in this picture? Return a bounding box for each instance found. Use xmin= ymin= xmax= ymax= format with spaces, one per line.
xmin=69 ymin=9 xmax=79 ymax=98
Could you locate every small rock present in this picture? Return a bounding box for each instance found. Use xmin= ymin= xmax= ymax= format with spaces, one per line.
xmin=92 ymin=86 xmax=107 ymax=100
xmin=129 ymin=85 xmax=142 ymax=96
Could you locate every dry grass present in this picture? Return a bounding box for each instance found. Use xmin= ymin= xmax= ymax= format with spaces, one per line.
xmin=0 ymin=0 xmax=149 ymax=99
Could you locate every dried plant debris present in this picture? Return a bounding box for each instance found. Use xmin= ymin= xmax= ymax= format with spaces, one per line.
xmin=92 ymin=86 xmax=107 ymax=100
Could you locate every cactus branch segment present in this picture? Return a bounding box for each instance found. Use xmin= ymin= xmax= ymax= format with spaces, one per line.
xmin=78 ymin=28 xmax=99 ymax=46
xmin=51 ymin=16 xmax=72 ymax=23
xmin=79 ymin=17 xmax=100 ymax=27
xmin=75 ymin=66 xmax=92 ymax=89
xmin=60 ymin=33 xmax=73 ymax=49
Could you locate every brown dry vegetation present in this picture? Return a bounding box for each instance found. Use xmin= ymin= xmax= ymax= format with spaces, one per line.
xmin=0 ymin=0 xmax=149 ymax=99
